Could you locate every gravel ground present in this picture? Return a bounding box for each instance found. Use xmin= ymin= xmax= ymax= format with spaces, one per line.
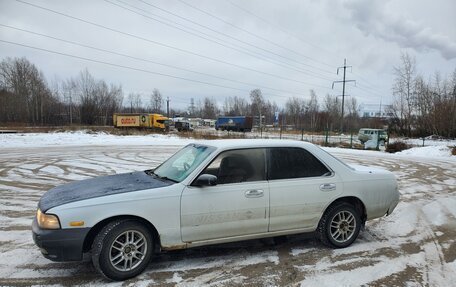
xmin=0 ymin=144 xmax=455 ymax=286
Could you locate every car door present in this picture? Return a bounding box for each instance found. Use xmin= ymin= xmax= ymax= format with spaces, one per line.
xmin=268 ymin=147 xmax=341 ymax=232
xmin=181 ymin=148 xmax=269 ymax=242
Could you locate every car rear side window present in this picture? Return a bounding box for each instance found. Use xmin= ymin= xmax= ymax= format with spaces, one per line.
xmin=201 ymin=148 xmax=266 ymax=184
xmin=269 ymin=147 xmax=330 ymax=180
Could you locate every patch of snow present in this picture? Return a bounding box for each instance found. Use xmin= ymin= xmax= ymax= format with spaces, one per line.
xmin=290 ymin=247 xmax=316 ymax=257
xmin=422 ymin=201 xmax=447 ymax=226
xmin=0 ymin=131 xmax=191 ymax=148
xmin=380 ymin=203 xmax=419 ymax=237
xmin=298 ymin=253 xmax=425 ymax=287
xmin=395 ymin=145 xmax=453 ymax=158
xmin=435 ymin=231 xmax=444 ymax=237
xmin=166 ymin=272 xmax=183 ymax=284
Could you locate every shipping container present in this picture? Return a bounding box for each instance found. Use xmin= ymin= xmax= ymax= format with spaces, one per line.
xmin=215 ymin=116 xmax=253 ymax=132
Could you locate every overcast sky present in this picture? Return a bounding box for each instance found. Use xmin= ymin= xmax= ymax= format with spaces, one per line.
xmin=1 ymin=0 xmax=455 ymax=110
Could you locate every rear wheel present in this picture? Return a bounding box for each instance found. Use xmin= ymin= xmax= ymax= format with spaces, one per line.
xmin=91 ymin=220 xmax=153 ymax=281
xmin=318 ymin=203 xmax=361 ymax=248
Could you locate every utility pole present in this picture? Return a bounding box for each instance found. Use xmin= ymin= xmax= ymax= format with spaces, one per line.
xmin=332 ymin=59 xmax=356 ymax=132
xmin=166 ymin=96 xmax=170 ymax=118
xmin=69 ymin=93 xmax=73 ymax=125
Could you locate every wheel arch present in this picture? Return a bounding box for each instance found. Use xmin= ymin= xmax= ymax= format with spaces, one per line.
xmin=83 ymin=215 xmax=160 ymax=253
xmin=323 ymin=196 xmax=367 ymax=224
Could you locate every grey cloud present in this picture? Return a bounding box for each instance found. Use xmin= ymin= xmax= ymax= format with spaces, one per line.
xmin=344 ymin=0 xmax=456 ymax=59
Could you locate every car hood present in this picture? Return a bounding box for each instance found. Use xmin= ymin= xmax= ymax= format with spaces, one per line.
xmin=39 ymin=171 xmax=172 ymax=212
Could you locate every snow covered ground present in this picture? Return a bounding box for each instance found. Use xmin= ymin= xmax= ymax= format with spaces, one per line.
xmin=0 ymin=131 xmax=455 ymax=286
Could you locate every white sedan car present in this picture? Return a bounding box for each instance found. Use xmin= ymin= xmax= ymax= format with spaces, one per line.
xmin=33 ymin=140 xmax=399 ymax=280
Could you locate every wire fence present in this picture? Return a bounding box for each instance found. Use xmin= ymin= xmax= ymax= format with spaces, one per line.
xmin=192 ymin=127 xmax=456 ymax=149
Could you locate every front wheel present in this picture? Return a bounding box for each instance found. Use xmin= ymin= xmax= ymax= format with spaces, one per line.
xmin=92 ymin=220 xmax=153 ymax=281
xmin=318 ymin=203 xmax=361 ymax=248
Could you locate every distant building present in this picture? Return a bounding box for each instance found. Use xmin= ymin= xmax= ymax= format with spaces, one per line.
xmin=358 ymin=103 xmax=394 ymax=118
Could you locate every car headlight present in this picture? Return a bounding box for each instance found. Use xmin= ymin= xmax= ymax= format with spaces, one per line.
xmin=36 ymin=209 xmax=61 ymax=229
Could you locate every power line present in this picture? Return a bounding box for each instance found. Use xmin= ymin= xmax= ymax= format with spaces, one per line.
xmin=14 ymin=0 xmax=331 ymax=89
xmin=0 ymin=39 xmax=310 ymax=100
xmin=352 ymin=71 xmax=387 ymax=94
xmin=0 ymin=24 xmax=321 ymax=97
xmin=177 ymin=0 xmax=335 ymax=73
xmin=141 ymin=0 xmax=336 ymax=75
xmin=224 ymin=0 xmax=386 ymax=98
xmin=224 ymin=0 xmax=340 ymax=65
xmin=354 ymin=83 xmax=385 ymax=98
xmin=106 ymin=0 xmax=335 ymax=81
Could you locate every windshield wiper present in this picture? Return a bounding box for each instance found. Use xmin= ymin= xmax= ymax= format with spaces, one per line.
xmin=157 ymin=175 xmax=178 ymax=183
xmin=145 ymin=170 xmax=178 ymax=183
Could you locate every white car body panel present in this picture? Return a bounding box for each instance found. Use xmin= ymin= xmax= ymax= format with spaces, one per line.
xmin=181 ymin=180 xmax=269 ymax=242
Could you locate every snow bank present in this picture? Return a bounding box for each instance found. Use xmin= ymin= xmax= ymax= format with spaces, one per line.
xmin=395 ymin=145 xmax=453 ymax=158
xmin=0 ymin=131 xmax=191 ymax=148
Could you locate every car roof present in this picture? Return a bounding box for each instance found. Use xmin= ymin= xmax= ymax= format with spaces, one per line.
xmin=192 ymin=139 xmax=316 ymax=150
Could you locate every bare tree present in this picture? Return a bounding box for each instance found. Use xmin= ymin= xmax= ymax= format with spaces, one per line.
xmin=223 ymin=96 xmax=249 ymax=116
xmin=345 ymin=97 xmax=360 ymax=132
xmin=0 ymin=57 xmax=54 ymax=124
xmin=307 ymin=90 xmax=319 ymax=131
xmin=127 ymin=93 xmax=143 ymax=113
xmin=323 ymin=94 xmax=340 ymax=131
xmin=250 ymin=89 xmax=266 ymax=127
xmin=201 ymin=97 xmax=218 ymax=119
xmin=150 ymin=89 xmax=163 ymax=113
xmin=285 ymin=97 xmax=305 ymax=128
xmin=391 ymin=52 xmax=416 ymax=136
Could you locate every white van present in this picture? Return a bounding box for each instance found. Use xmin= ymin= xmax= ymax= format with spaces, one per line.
xmin=358 ymin=128 xmax=388 ymax=144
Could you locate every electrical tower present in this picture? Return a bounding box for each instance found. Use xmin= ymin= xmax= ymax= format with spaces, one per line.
xmin=332 ymin=59 xmax=356 ymax=132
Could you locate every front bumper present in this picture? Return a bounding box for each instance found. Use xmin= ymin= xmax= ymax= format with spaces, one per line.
xmin=32 ymin=218 xmax=90 ymax=262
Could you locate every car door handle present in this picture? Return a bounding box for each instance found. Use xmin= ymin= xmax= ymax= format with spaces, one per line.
xmin=245 ymin=189 xmax=264 ymax=198
xmin=320 ymin=183 xmax=336 ymax=191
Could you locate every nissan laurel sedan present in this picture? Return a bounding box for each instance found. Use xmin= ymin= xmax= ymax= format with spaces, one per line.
xmin=32 ymin=139 xmax=399 ymax=280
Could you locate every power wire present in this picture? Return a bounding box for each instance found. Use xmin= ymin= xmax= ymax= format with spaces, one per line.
xmin=0 ymin=24 xmax=321 ymax=96
xmin=141 ymin=0 xmax=336 ymax=75
xmin=224 ymin=0 xmax=340 ymax=65
xmin=14 ymin=0 xmax=331 ymax=89
xmin=107 ymin=0 xmax=335 ymax=81
xmin=0 ymin=39 xmax=309 ymax=100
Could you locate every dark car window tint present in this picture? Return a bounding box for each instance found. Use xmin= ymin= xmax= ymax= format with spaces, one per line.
xmin=202 ymin=149 xmax=266 ymax=184
xmin=269 ymin=148 xmax=330 ymax=180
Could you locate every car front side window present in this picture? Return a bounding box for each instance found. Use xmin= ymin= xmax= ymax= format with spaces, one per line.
xmin=200 ymin=148 xmax=266 ymax=185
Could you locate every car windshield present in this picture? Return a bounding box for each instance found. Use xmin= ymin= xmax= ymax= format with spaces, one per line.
xmin=153 ymin=144 xmax=215 ymax=182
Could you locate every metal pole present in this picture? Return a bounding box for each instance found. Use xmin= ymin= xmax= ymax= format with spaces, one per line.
xmin=341 ymin=59 xmax=346 ymax=132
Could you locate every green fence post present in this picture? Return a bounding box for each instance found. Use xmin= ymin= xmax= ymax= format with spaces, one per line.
xmin=325 ymin=129 xmax=329 ymax=146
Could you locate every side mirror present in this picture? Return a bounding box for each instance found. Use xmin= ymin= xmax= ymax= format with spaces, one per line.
xmin=193 ymin=174 xmax=217 ymax=187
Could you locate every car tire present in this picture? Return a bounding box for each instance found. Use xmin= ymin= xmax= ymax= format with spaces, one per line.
xmin=318 ymin=203 xmax=361 ymax=248
xmin=91 ymin=219 xmax=153 ymax=281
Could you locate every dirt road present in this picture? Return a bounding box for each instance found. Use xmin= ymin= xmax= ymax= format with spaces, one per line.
xmin=0 ymin=145 xmax=455 ymax=286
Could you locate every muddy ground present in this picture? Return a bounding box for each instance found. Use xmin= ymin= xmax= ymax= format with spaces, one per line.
xmin=0 ymin=145 xmax=455 ymax=286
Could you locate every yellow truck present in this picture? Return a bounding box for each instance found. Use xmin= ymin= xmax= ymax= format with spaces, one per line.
xmin=113 ymin=113 xmax=170 ymax=131
xmin=149 ymin=114 xmax=170 ymax=131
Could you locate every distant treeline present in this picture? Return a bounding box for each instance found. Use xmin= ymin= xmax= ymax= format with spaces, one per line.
xmin=0 ymin=55 xmax=455 ymax=137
